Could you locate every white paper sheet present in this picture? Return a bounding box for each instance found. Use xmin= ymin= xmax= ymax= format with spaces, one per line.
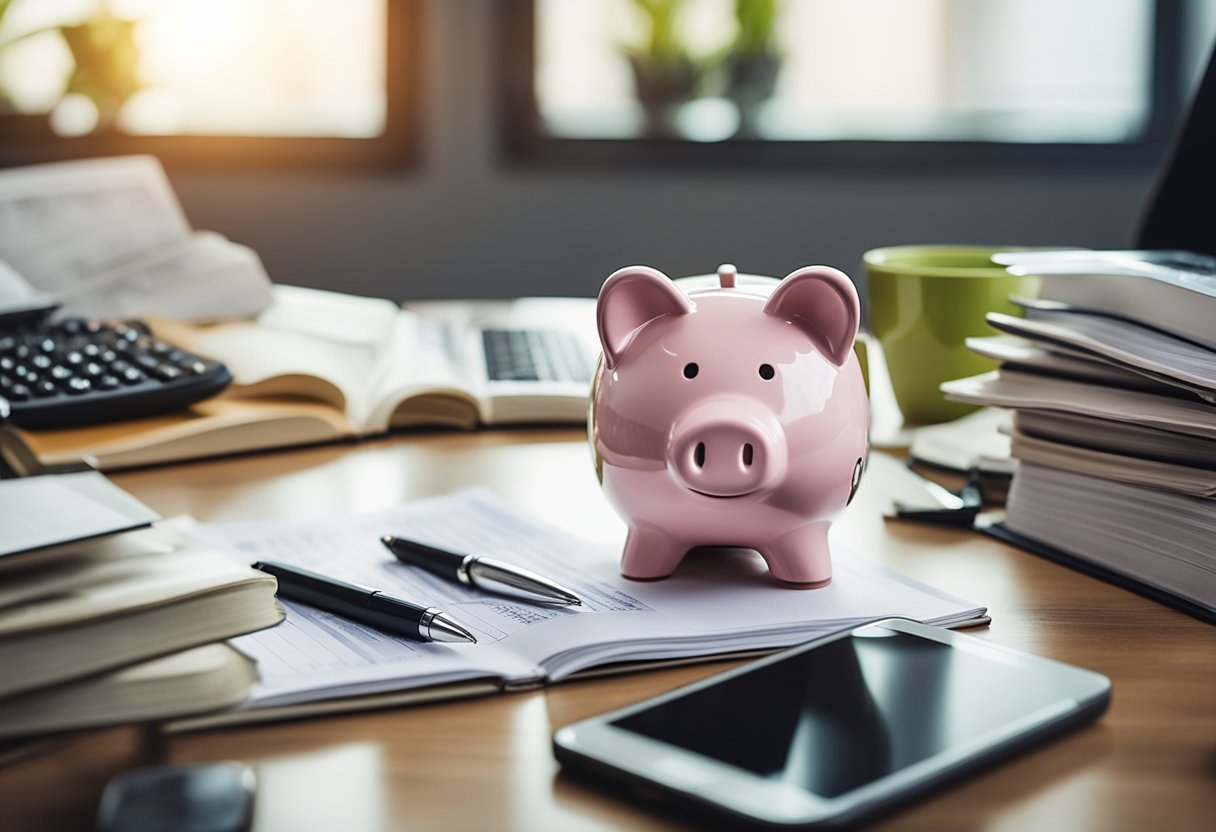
xmin=0 ymin=156 xmax=272 ymax=320
xmin=181 ymin=490 xmax=985 ymax=709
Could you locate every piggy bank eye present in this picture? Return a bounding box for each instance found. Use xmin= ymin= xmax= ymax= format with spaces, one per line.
xmin=758 ymin=363 xmax=775 ymax=380
xmin=683 ymin=362 xmax=699 ymax=379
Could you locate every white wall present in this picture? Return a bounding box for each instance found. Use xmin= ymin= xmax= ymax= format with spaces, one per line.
xmin=164 ymin=0 xmax=1213 ymax=306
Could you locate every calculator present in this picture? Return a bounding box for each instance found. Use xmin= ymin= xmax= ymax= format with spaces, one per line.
xmin=0 ymin=304 xmax=232 ymax=430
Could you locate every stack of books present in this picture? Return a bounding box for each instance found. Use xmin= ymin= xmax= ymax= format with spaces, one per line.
xmin=0 ymin=472 xmax=284 ymax=740
xmin=941 ymin=250 xmax=1216 ymax=621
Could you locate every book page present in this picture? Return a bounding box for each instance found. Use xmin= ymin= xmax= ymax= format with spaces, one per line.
xmin=181 ymin=490 xmax=984 ymax=711
xmin=943 ymin=370 xmax=1216 ymax=440
xmin=155 ymin=286 xmax=401 ymax=427
xmin=992 ymin=310 xmax=1216 ymax=394
xmin=363 ymin=312 xmax=481 ymax=431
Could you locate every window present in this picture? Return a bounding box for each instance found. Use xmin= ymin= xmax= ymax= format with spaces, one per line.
xmin=0 ymin=0 xmax=418 ymax=167
xmin=503 ymin=0 xmax=1188 ymax=165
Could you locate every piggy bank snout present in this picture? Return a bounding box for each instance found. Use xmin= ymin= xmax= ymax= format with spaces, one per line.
xmin=668 ymin=402 xmax=787 ymax=498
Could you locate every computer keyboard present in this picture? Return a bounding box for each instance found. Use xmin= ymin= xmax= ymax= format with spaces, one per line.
xmin=482 ymin=329 xmax=592 ymax=383
xmin=0 ymin=317 xmax=232 ymax=429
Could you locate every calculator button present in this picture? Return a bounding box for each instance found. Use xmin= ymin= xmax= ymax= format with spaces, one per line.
xmin=151 ymin=364 xmax=183 ymax=381
xmin=65 ymin=377 xmax=92 ymax=395
xmin=7 ymin=383 xmax=30 ymax=400
xmin=98 ymin=375 xmax=121 ymax=390
xmin=50 ymin=365 xmax=72 ymax=381
xmin=32 ymin=380 xmax=57 ymax=397
xmin=31 ymin=354 xmax=52 ymax=370
xmin=120 ymin=367 xmax=145 ymax=384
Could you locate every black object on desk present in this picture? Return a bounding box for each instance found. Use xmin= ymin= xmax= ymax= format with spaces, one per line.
xmin=96 ymin=762 xmax=255 ymax=832
xmin=252 ymin=560 xmax=477 ymax=644
xmin=0 ymin=305 xmax=231 ymax=429
xmin=381 ymin=535 xmax=583 ymax=607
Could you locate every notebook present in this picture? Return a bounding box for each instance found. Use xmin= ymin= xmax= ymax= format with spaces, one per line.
xmin=168 ymin=489 xmax=988 ymax=730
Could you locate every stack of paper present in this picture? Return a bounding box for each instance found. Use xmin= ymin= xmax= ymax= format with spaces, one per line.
xmin=0 ymin=473 xmax=284 ymax=739
xmin=0 ymin=156 xmax=273 ymax=322
xmin=942 ymin=250 xmax=1216 ymax=620
xmin=171 ymin=489 xmax=987 ymax=729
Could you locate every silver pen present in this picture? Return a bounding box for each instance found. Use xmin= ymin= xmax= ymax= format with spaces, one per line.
xmin=380 ymin=535 xmax=583 ymax=607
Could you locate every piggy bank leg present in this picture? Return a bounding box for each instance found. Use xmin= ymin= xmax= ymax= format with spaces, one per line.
xmin=620 ymin=525 xmax=688 ymax=580
xmin=758 ymin=522 xmax=832 ymax=586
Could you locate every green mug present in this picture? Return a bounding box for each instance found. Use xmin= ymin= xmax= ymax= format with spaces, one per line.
xmin=863 ymin=245 xmax=1039 ymax=425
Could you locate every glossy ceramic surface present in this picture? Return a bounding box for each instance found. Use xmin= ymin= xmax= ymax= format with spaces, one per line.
xmin=590 ymin=265 xmax=869 ymax=585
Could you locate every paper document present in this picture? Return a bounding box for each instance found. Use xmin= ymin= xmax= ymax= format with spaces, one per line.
xmin=0 ymin=156 xmax=272 ymax=321
xmin=181 ymin=490 xmax=986 ymax=712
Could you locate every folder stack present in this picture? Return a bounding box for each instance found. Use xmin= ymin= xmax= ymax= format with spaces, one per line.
xmin=940 ymin=250 xmax=1216 ymax=622
xmin=0 ymin=472 xmax=284 ymax=740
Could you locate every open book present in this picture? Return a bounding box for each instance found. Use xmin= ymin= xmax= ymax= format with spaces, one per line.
xmin=169 ymin=490 xmax=987 ymax=730
xmin=0 ymin=286 xmax=600 ymax=475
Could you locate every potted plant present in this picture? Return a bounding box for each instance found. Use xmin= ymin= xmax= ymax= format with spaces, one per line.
xmin=723 ymin=0 xmax=781 ymax=138
xmin=622 ymin=0 xmax=703 ymax=138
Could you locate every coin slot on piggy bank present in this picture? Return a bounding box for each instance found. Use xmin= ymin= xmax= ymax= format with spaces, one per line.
xmin=590 ymin=264 xmax=869 ymax=586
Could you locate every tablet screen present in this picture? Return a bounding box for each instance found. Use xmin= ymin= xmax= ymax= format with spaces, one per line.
xmin=613 ymin=627 xmax=1077 ymax=798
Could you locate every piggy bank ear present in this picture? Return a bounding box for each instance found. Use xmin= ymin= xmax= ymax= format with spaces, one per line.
xmin=597 ymin=266 xmax=693 ymax=369
xmin=762 ymin=266 xmax=860 ymax=367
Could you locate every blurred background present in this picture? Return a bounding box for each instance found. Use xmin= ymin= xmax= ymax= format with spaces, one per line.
xmin=0 ymin=0 xmax=1213 ymax=303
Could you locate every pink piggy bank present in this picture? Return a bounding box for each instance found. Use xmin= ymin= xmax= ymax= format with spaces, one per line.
xmin=590 ymin=264 xmax=869 ymax=586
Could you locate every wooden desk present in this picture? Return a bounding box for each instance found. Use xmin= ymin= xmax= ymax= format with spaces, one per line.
xmin=4 ymin=430 xmax=1214 ymax=831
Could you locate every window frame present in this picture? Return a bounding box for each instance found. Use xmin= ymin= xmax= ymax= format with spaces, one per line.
xmin=499 ymin=0 xmax=1187 ymax=170
xmin=0 ymin=0 xmax=420 ymax=170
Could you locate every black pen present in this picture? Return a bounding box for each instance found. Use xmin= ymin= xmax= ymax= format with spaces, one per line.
xmin=380 ymin=536 xmax=583 ymax=607
xmin=252 ymin=560 xmax=477 ymax=644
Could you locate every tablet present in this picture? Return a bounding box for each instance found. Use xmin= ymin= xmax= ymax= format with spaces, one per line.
xmin=554 ymin=618 xmax=1110 ymax=828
